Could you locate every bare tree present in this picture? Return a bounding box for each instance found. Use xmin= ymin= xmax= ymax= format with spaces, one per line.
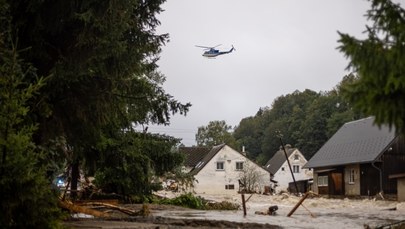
xmin=238 ymin=161 xmax=262 ymax=193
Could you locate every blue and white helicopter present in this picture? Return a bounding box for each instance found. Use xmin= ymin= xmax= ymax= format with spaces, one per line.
xmin=195 ymin=44 xmax=235 ymax=58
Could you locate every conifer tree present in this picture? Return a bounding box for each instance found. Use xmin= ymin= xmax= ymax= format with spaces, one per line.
xmin=338 ymin=0 xmax=405 ymax=134
xmin=0 ymin=13 xmax=62 ymax=227
xmin=6 ymin=0 xmax=190 ymax=195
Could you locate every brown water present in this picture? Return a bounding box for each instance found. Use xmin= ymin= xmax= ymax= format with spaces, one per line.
xmin=154 ymin=207 xmax=405 ymax=229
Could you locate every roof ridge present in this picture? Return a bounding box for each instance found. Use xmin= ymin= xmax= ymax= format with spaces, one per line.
xmin=344 ymin=116 xmax=373 ymax=125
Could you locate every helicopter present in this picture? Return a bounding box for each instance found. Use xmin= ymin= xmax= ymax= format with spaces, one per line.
xmin=195 ymin=44 xmax=235 ymax=58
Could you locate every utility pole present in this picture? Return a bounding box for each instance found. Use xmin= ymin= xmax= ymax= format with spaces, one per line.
xmin=276 ymin=131 xmax=299 ymax=195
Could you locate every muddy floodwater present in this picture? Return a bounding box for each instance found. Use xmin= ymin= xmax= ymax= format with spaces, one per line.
xmin=153 ymin=194 xmax=405 ymax=229
xmin=154 ymin=206 xmax=405 ymax=228
xmin=66 ymin=193 xmax=405 ymax=228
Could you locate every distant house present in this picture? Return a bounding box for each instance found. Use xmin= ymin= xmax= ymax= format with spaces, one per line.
xmin=264 ymin=145 xmax=313 ymax=193
xmin=180 ymin=144 xmax=271 ymax=194
xmin=304 ymin=117 xmax=405 ymax=197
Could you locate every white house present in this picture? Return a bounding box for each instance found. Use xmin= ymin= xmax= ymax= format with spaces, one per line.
xmin=264 ymin=145 xmax=313 ymax=193
xmin=180 ymin=144 xmax=271 ymax=194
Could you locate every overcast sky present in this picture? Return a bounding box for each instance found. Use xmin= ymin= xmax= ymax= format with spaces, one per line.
xmin=142 ymin=0 xmax=402 ymax=146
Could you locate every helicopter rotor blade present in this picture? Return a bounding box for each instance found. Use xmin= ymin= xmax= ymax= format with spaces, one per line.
xmin=195 ymin=45 xmax=212 ymax=49
xmin=195 ymin=44 xmax=222 ymax=49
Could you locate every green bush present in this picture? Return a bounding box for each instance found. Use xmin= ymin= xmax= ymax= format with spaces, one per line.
xmin=158 ymin=193 xmax=239 ymax=210
xmin=159 ymin=193 xmax=205 ymax=209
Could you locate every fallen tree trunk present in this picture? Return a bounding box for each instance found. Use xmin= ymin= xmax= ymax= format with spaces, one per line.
xmin=58 ymin=200 xmax=110 ymax=218
xmin=80 ymin=202 xmax=138 ymax=216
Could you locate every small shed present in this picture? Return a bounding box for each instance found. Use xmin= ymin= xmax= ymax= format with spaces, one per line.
xmin=304 ymin=117 xmax=405 ymax=197
xmin=389 ymin=173 xmax=405 ymax=202
xmin=288 ymin=179 xmax=313 ymax=194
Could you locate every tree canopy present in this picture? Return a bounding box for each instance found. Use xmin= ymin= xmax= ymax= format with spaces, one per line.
xmin=338 ymin=0 xmax=405 ymax=135
xmin=8 ymin=0 xmax=190 ymax=145
xmin=2 ymin=0 xmax=191 ymax=224
xmin=6 ymin=0 xmax=191 ymax=193
xmin=0 ymin=20 xmax=61 ymax=227
xmin=196 ymin=120 xmax=236 ymax=148
xmin=233 ymin=80 xmax=364 ymax=165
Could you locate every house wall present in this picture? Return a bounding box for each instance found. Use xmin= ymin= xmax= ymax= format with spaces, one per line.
xmin=314 ymin=170 xmax=333 ymax=195
xmin=313 ymin=172 xmax=319 ymax=193
xmin=344 ymin=164 xmax=361 ymax=196
xmin=360 ymin=163 xmax=384 ymax=196
xmin=194 ymin=145 xmax=270 ymax=194
xmin=313 ymin=168 xmax=345 ymax=195
xmin=274 ymin=150 xmax=313 ymax=192
xmin=380 ymin=137 xmax=405 ymax=194
xmin=398 ymin=178 xmax=405 ymax=202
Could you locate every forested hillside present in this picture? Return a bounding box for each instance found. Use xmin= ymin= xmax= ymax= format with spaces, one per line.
xmin=233 ymin=75 xmax=365 ymax=165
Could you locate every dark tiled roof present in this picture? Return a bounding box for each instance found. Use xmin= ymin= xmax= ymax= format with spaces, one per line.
xmin=189 ymin=143 xmax=226 ymax=175
xmin=304 ymin=117 xmax=396 ymax=168
xmin=264 ymin=147 xmax=296 ymax=174
xmin=179 ymin=144 xmax=227 ymax=174
xmin=179 ymin=146 xmax=211 ymax=167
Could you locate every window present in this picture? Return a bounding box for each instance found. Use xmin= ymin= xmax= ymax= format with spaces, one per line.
xmin=281 ymin=167 xmax=285 ymax=171
xmin=216 ymin=162 xmax=224 ymax=170
xmin=318 ymin=176 xmax=328 ymax=187
xmin=225 ymin=184 xmax=235 ymax=190
xmin=349 ymin=169 xmax=355 ymax=184
xmin=236 ymin=162 xmax=244 ymax=170
xmin=294 ymin=154 xmax=299 ymax=161
xmin=293 ymin=165 xmax=300 ymax=173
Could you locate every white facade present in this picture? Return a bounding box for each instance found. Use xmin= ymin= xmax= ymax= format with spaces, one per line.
xmin=273 ymin=149 xmax=313 ymax=192
xmin=193 ymin=145 xmax=271 ymax=194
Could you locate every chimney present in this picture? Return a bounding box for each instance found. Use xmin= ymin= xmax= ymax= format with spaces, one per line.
xmin=241 ymin=146 xmax=246 ymax=156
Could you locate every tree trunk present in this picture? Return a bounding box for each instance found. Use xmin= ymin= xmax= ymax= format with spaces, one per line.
xmin=71 ymin=161 xmax=80 ymax=199
xmin=58 ymin=200 xmax=109 ymax=218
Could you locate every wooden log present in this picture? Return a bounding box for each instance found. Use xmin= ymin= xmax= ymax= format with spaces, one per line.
xmin=301 ymin=203 xmax=315 ymax=218
xmin=58 ymin=200 xmax=110 ymax=218
xmin=75 ymin=199 xmax=119 ymax=206
xmin=80 ymin=202 xmax=138 ymax=216
xmin=245 ymin=193 xmax=254 ymax=203
xmin=287 ymin=192 xmax=309 ymax=217
xmin=241 ymin=193 xmax=247 ymax=216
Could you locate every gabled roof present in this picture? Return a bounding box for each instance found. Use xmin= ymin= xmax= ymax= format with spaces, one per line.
xmin=305 ymin=117 xmax=397 ymax=168
xmin=189 ymin=143 xmax=226 ymax=175
xmin=264 ymin=147 xmax=296 ymax=174
xmin=179 ymin=146 xmax=211 ymax=168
